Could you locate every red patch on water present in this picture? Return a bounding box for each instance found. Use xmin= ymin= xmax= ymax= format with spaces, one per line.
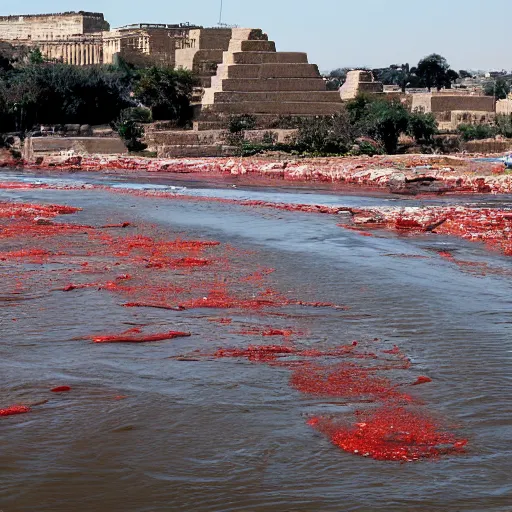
xmin=0 ymin=197 xmax=468 ymax=462
xmin=412 ymin=376 xmax=433 ymax=386
xmin=262 ymin=329 xmax=294 ymax=337
xmin=208 ymin=317 xmax=233 ymax=325
xmin=215 ymin=345 xmax=296 ymax=363
xmin=309 ymin=406 xmax=467 ymax=462
xmin=51 ymin=386 xmax=72 ymax=393
xmin=290 ymin=363 xmax=411 ymax=401
xmin=92 ymin=327 xmax=191 ymax=343
xmin=0 ymin=405 xmax=31 ymax=416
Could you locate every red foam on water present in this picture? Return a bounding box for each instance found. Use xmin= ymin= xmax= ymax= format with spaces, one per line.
xmin=290 ymin=363 xmax=411 ymax=401
xmin=215 ymin=345 xmax=296 ymax=363
xmin=92 ymin=328 xmax=191 ymax=343
xmin=51 ymin=386 xmax=71 ymax=393
xmin=0 ymin=248 xmax=53 ymax=263
xmin=262 ymin=329 xmax=294 ymax=337
xmin=0 ymin=197 xmax=468 ymax=463
xmin=208 ymin=317 xmax=233 ymax=325
xmin=413 ymin=376 xmax=433 ymax=386
xmin=0 ymin=405 xmax=31 ymax=417
xmin=309 ymin=406 xmax=467 ymax=462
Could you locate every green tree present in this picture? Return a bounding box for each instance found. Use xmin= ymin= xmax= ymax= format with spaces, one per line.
xmin=114 ymin=108 xmax=148 ymax=152
xmin=295 ymin=109 xmax=357 ymax=155
xmin=484 ymin=78 xmax=510 ymax=100
xmin=1 ymin=64 xmax=133 ymax=130
xmin=363 ymin=99 xmax=410 ymax=154
xmin=29 ymin=48 xmax=44 ymax=65
xmin=408 ymin=111 xmax=438 ymax=144
xmin=415 ymin=54 xmax=457 ymax=91
xmin=133 ymin=67 xmax=198 ymax=124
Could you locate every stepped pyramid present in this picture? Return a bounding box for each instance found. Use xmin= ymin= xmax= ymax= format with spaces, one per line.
xmin=195 ymin=28 xmax=342 ymax=130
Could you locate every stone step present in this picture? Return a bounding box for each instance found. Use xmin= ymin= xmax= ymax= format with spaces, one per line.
xmin=225 ymin=52 xmax=308 ymax=65
xmin=157 ymin=144 xmax=236 ymax=158
xmin=193 ymin=114 xmax=320 ymax=131
xmin=228 ymin=40 xmax=276 ymax=52
xmin=212 ymin=91 xmax=341 ymax=103
xmin=205 ymin=101 xmax=343 ymax=115
xmin=146 ymin=121 xmax=181 ymax=132
xmin=217 ymin=78 xmax=328 ymax=92
xmin=231 ymin=28 xmax=268 ymax=41
xmin=146 ymin=130 xmax=226 ymax=145
xmin=218 ymin=63 xmax=321 ymax=79
xmin=30 ymin=136 xmax=128 ymax=155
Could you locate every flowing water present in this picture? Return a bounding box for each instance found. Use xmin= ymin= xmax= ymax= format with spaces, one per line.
xmin=1 ymin=170 xmax=511 ymax=511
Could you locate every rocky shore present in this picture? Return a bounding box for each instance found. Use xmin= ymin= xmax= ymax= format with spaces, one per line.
xmin=2 ymin=150 xmax=511 ymax=195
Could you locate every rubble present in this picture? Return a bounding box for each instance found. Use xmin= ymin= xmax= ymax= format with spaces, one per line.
xmin=347 ymin=206 xmax=512 ymax=256
xmin=6 ymin=152 xmax=511 ymax=194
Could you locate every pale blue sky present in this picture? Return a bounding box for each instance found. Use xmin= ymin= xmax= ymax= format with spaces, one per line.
xmin=1 ymin=0 xmax=508 ymax=72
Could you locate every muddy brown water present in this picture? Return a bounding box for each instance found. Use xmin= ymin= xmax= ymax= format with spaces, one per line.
xmin=1 ymin=171 xmax=511 ymax=511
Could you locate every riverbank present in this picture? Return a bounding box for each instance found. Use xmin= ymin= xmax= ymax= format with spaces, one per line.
xmin=2 ymin=151 xmax=511 ymax=195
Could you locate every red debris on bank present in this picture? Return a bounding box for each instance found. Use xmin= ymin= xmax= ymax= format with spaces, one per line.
xmin=13 ymin=153 xmax=512 ymax=195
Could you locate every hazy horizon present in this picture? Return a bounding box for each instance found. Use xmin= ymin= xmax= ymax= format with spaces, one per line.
xmin=0 ymin=0 xmax=508 ymax=73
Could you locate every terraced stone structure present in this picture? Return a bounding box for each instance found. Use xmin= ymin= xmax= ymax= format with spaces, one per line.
xmin=196 ymin=28 xmax=342 ymax=130
xmin=339 ymin=70 xmax=384 ymax=101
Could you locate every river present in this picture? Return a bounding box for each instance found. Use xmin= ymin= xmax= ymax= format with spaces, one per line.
xmin=1 ymin=169 xmax=511 ymax=511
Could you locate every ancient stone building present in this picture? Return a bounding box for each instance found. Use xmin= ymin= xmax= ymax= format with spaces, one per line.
xmin=411 ymin=93 xmax=496 ymax=130
xmin=0 ymin=12 xmax=109 ymax=65
xmin=195 ymin=28 xmax=342 ymax=129
xmin=0 ymin=11 xmax=230 ymax=71
xmin=339 ymin=70 xmax=384 ymax=100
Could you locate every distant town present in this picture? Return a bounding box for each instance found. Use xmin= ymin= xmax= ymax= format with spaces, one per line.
xmin=1 ymin=10 xmax=512 ymax=161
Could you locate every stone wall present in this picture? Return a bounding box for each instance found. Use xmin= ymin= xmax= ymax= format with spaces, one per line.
xmin=465 ymin=138 xmax=512 ymax=154
xmin=411 ymin=94 xmax=432 ymax=113
xmin=431 ymin=95 xmax=495 ymax=113
xmin=412 ymin=93 xmax=495 ymax=113
xmin=0 ymin=12 xmax=108 ymax=40
xmin=496 ymin=98 xmax=512 ymax=115
xmin=174 ymin=28 xmax=232 ymax=84
xmin=23 ymin=135 xmax=127 ymax=161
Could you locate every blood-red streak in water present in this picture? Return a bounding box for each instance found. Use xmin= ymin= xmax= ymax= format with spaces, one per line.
xmin=92 ymin=328 xmax=191 ymax=343
xmin=1 ymin=405 xmax=31 ymax=417
xmin=0 ymin=198 xmax=467 ymax=463
xmin=308 ymin=406 xmax=468 ymax=462
xmin=51 ymin=386 xmax=72 ymax=393
xmin=290 ymin=363 xmax=411 ymax=401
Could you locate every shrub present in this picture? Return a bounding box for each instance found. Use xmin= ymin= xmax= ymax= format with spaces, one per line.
xmin=295 ymin=110 xmax=356 ymax=155
xmin=433 ymin=135 xmax=463 ymax=154
xmin=228 ymin=114 xmax=256 ymax=133
xmin=457 ymin=124 xmax=497 ymax=141
xmin=495 ymin=115 xmax=512 ymax=138
xmin=121 ymin=106 xmax=152 ymax=124
xmin=114 ymin=109 xmax=147 ymax=152
xmin=408 ymin=111 xmax=438 ymax=144
xmin=262 ymin=131 xmax=277 ymax=144
xmin=267 ymin=115 xmax=305 ymax=129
